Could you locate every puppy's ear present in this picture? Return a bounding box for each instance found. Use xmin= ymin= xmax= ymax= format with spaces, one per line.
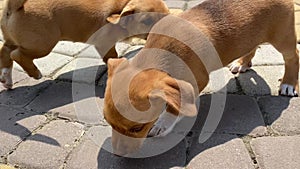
xmin=107 ymin=58 xmax=128 ymax=76
xmin=149 ymin=77 xmax=197 ymax=117
xmin=106 ymin=4 xmax=135 ymax=24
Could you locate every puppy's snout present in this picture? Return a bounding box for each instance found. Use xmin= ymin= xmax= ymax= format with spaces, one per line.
xmin=111 ymin=130 xmax=143 ymax=156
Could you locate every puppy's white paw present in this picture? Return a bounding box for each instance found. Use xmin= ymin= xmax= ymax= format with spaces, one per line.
xmin=229 ymin=61 xmax=252 ymax=74
xmin=148 ymin=111 xmax=182 ymax=137
xmin=0 ymin=68 xmax=13 ymax=89
xmin=280 ymin=84 xmax=298 ymax=97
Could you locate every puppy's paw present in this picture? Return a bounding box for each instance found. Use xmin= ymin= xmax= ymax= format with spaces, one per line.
xmin=148 ymin=111 xmax=182 ymax=137
xmin=229 ymin=60 xmax=252 ymax=74
xmin=0 ymin=68 xmax=13 ymax=89
xmin=31 ymin=69 xmax=42 ymax=80
xmin=279 ymin=84 xmax=298 ymax=97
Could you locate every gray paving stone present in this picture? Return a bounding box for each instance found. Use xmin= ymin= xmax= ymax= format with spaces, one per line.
xmin=8 ymin=120 xmax=84 ymax=169
xmin=66 ymin=125 xmax=187 ymax=169
xmin=237 ymin=66 xmax=284 ymax=96
xmin=251 ymin=136 xmax=300 ymax=169
xmin=187 ymin=0 xmax=206 ymax=9
xmin=201 ymin=68 xmax=238 ymax=94
xmin=186 ymin=94 xmax=266 ymax=137
xmin=54 ymin=58 xmax=106 ymax=84
xmin=187 ymin=134 xmax=254 ymax=169
xmin=65 ymin=126 xmax=110 ymax=169
xmin=14 ymin=53 xmax=73 ymax=77
xmin=26 ymin=81 xmax=105 ymax=125
xmin=0 ymin=77 xmax=52 ymax=107
xmin=258 ymin=96 xmax=300 ymax=135
xmin=52 ymin=41 xmax=90 ymax=56
xmin=77 ymin=45 xmax=101 ymax=59
xmin=0 ymin=105 xmax=46 ymax=158
xmin=164 ymin=1 xmax=186 ymax=9
xmin=252 ymin=45 xmax=284 ymax=66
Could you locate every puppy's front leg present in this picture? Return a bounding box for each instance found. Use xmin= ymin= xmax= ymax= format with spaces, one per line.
xmin=10 ymin=48 xmax=42 ymax=79
xmin=148 ymin=111 xmax=183 ymax=137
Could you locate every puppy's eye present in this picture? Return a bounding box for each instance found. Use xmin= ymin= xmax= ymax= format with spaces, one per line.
xmin=141 ymin=18 xmax=153 ymax=26
xmin=129 ymin=125 xmax=144 ymax=133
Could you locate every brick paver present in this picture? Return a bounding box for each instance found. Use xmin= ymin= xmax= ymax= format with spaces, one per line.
xmin=258 ymin=96 xmax=300 ymax=135
xmin=8 ymin=120 xmax=84 ymax=169
xmin=187 ymin=134 xmax=254 ymax=169
xmin=251 ymin=136 xmax=300 ymax=169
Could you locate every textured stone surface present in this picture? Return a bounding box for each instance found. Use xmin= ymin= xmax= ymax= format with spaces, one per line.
xmin=252 ymin=45 xmax=284 ymax=66
xmin=54 ymin=58 xmax=106 ymax=84
xmin=258 ymin=96 xmax=300 ymax=135
xmin=0 ymin=77 xmax=52 ymax=107
xmin=14 ymin=53 xmax=73 ymax=77
xmin=8 ymin=120 xmax=84 ymax=169
xmin=237 ymin=66 xmax=284 ymax=96
xmin=67 ymin=126 xmax=187 ymax=169
xmin=201 ymin=68 xmax=238 ymax=94
xmin=251 ymin=136 xmax=300 ymax=169
xmin=0 ymin=105 xmax=46 ymax=157
xmin=187 ymin=0 xmax=206 ymax=9
xmin=26 ymin=81 xmax=104 ymax=124
xmin=164 ymin=1 xmax=186 ymax=9
xmin=52 ymin=41 xmax=90 ymax=56
xmin=77 ymin=45 xmax=102 ymax=59
xmin=187 ymin=95 xmax=266 ymax=137
xmin=187 ymin=134 xmax=254 ymax=169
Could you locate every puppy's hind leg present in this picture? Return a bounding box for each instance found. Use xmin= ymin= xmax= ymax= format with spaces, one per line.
xmin=229 ymin=49 xmax=256 ymax=74
xmin=272 ymin=41 xmax=299 ymax=97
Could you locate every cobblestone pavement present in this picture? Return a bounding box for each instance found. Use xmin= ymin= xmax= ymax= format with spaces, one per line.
xmin=0 ymin=0 xmax=300 ymax=169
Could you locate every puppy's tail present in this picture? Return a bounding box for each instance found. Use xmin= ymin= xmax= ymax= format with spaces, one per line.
xmin=5 ymin=0 xmax=27 ymax=11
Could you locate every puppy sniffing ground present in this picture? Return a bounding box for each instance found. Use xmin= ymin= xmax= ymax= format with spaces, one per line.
xmin=104 ymin=0 xmax=299 ymax=156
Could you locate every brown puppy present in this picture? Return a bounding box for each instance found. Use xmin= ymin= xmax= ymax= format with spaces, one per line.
xmin=104 ymin=0 xmax=299 ymax=156
xmin=0 ymin=0 xmax=169 ymax=88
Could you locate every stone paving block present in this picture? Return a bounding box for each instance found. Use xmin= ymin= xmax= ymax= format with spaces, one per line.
xmin=237 ymin=66 xmax=284 ymax=96
xmin=185 ymin=94 xmax=266 ymax=137
xmin=201 ymin=68 xmax=238 ymax=94
xmin=187 ymin=0 xmax=206 ymax=9
xmin=0 ymin=105 xmax=46 ymax=158
xmin=0 ymin=77 xmax=52 ymax=107
xmin=251 ymin=136 xmax=300 ymax=169
xmin=8 ymin=120 xmax=84 ymax=169
xmin=52 ymin=41 xmax=90 ymax=56
xmin=66 ymin=126 xmax=186 ymax=169
xmin=77 ymin=45 xmax=101 ymax=59
xmin=54 ymin=58 xmax=106 ymax=84
xmin=187 ymin=134 xmax=254 ymax=169
xmin=67 ymin=126 xmax=187 ymax=169
xmin=164 ymin=1 xmax=186 ymax=9
xmin=252 ymin=45 xmax=284 ymax=66
xmin=65 ymin=126 xmax=109 ymax=169
xmin=26 ymin=81 xmax=105 ymax=125
xmin=258 ymin=96 xmax=300 ymax=135
xmin=14 ymin=53 xmax=73 ymax=77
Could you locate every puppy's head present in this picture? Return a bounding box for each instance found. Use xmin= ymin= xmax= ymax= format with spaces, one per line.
xmin=106 ymin=0 xmax=169 ymax=39
xmin=103 ymin=58 xmax=197 ymax=156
